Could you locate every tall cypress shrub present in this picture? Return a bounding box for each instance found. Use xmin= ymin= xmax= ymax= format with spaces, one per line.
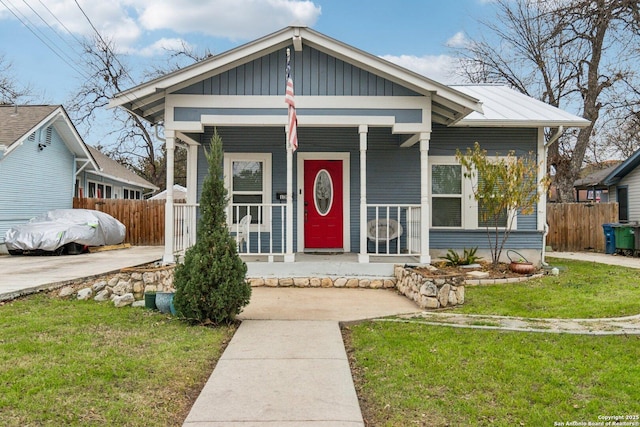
xmin=173 ymin=129 xmax=250 ymax=324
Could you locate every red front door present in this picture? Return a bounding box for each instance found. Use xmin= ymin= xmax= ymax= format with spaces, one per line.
xmin=304 ymin=160 xmax=343 ymax=249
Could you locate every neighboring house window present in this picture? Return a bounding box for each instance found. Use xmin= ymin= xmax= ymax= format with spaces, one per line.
xmin=75 ymin=179 xmax=80 ymax=198
xmin=88 ymin=181 xmax=112 ymax=199
xmin=224 ymin=153 xmax=272 ymax=228
xmin=123 ymin=188 xmax=141 ymax=200
xmin=430 ymin=156 xmax=516 ymax=230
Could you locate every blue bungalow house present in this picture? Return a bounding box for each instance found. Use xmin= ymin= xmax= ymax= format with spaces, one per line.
xmin=110 ymin=26 xmax=589 ymax=275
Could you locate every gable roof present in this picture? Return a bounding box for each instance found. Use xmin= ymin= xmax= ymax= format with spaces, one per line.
xmin=109 ymin=26 xmax=484 ymax=126
xmin=452 ymin=85 xmax=590 ymax=128
xmin=0 ymin=105 xmax=96 ymax=162
xmin=602 ymin=148 xmax=640 ymax=186
xmin=574 ymin=162 xmax=622 ymax=188
xmin=86 ymin=145 xmax=158 ymax=191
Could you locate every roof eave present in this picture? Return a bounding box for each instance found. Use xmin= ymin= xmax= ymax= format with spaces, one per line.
xmin=453 ymin=119 xmax=591 ymax=128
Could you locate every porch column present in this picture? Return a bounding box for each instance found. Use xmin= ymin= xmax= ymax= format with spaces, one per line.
xmin=419 ymin=132 xmax=431 ymax=264
xmin=163 ymin=130 xmax=176 ymax=264
xmin=358 ymin=125 xmax=369 ymax=263
xmin=186 ymin=143 xmax=198 ymax=249
xmin=284 ymin=127 xmax=295 ymax=262
xmin=186 ymin=143 xmax=198 ymax=205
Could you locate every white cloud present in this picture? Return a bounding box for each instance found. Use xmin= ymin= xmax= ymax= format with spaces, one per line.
xmin=1 ymin=0 xmax=320 ymax=53
xmin=445 ymin=31 xmax=468 ymax=48
xmin=380 ymin=54 xmax=465 ymax=85
xmin=136 ymin=38 xmax=193 ymax=57
xmin=137 ymin=0 xmax=321 ymax=40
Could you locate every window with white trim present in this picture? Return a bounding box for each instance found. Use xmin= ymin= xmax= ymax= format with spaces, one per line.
xmin=88 ymin=181 xmax=113 ymax=199
xmin=224 ymin=153 xmax=272 ymax=229
xmin=123 ymin=188 xmax=141 ymax=199
xmin=430 ymin=156 xmax=516 ymax=229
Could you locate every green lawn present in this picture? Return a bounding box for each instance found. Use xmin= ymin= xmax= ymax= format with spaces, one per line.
xmin=346 ymin=322 xmax=640 ymax=427
xmin=346 ymin=258 xmax=640 ymax=426
xmin=0 ymin=294 xmax=234 ymax=427
xmin=456 ymin=257 xmax=640 ymax=318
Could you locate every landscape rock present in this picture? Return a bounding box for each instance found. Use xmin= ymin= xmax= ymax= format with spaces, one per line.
xmin=91 ymin=280 xmax=107 ymax=292
xmin=59 ymin=286 xmax=75 ymax=298
xmin=94 ymin=289 xmax=111 ymax=301
xmin=132 ymin=300 xmax=145 ymax=308
xmin=112 ymin=280 xmax=132 ymax=296
xmin=77 ymin=287 xmax=93 ymax=300
xmin=437 ymin=284 xmax=451 ymax=307
xmin=113 ymin=293 xmax=135 ymax=307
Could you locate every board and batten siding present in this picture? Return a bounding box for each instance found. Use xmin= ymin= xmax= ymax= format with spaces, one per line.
xmin=175 ymin=46 xmax=420 ymax=97
xmin=0 ymin=126 xmax=75 ymax=243
xmin=194 ymin=125 xmax=541 ymax=253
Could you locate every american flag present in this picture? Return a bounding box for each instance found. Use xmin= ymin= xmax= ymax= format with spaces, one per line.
xmin=285 ymin=50 xmax=298 ymax=151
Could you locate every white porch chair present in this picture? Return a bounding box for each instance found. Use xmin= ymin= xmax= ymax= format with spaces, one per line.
xmin=366 ymin=218 xmax=403 ymax=253
xmin=236 ymin=214 xmax=252 ymax=252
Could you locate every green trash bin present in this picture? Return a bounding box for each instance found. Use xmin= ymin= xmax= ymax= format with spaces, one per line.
xmin=613 ymin=224 xmax=635 ymax=251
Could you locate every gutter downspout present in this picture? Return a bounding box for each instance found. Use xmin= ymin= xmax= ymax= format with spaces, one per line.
xmin=542 ymin=126 xmax=564 ymax=265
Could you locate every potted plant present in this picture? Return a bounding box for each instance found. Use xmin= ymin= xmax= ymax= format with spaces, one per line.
xmin=507 ymin=250 xmax=536 ymax=274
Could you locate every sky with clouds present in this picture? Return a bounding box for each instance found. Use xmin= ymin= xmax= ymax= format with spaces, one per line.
xmin=0 ymin=0 xmax=493 ymax=144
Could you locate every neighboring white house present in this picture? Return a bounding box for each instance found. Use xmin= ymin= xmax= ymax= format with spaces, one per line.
xmin=78 ymin=145 xmax=158 ymax=200
xmin=110 ymin=26 xmax=590 ymax=275
xmin=150 ymin=184 xmax=187 ymax=200
xmin=0 ymin=104 xmax=157 ymax=253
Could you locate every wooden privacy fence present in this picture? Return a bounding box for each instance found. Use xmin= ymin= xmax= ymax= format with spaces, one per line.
xmin=73 ymin=198 xmax=165 ymax=246
xmin=546 ymin=203 xmax=618 ymax=252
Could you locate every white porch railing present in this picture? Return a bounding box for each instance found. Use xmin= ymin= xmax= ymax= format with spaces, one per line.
xmin=173 ymin=203 xmax=199 ymax=255
xmin=366 ymin=204 xmax=421 ymax=256
xmin=230 ymin=203 xmax=287 ymax=257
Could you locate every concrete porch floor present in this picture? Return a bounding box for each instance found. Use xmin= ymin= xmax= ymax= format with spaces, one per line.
xmin=242 ymin=252 xmax=423 ymax=278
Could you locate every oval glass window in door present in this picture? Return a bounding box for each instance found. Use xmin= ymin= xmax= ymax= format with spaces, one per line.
xmin=314 ymin=169 xmax=333 ymax=216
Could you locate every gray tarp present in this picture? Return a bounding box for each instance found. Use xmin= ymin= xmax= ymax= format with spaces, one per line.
xmin=4 ymin=209 xmax=126 ymax=252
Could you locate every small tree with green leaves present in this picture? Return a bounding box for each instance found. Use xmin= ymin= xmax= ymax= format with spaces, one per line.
xmin=173 ymin=129 xmax=250 ymax=324
xmin=456 ymin=142 xmax=547 ymax=268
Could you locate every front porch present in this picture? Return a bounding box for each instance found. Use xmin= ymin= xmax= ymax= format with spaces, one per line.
xmin=172 ymin=201 xmax=425 ymax=277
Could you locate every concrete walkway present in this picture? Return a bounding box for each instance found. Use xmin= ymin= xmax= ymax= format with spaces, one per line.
xmin=183 ymin=320 xmax=364 ymax=427
xmin=183 ymin=288 xmax=419 ymax=427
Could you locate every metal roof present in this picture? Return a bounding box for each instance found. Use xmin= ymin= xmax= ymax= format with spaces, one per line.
xmin=451 ymin=85 xmax=590 ymax=128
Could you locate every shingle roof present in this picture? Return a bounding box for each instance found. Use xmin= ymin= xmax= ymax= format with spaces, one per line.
xmin=0 ymin=105 xmax=59 ymax=146
xmin=86 ymin=145 xmax=158 ymax=191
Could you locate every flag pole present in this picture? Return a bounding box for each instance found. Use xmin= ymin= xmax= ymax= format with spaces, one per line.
xmin=284 ymin=47 xmax=294 ymax=262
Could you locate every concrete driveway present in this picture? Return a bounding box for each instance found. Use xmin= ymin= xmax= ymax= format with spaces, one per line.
xmin=0 ymin=246 xmax=164 ymax=301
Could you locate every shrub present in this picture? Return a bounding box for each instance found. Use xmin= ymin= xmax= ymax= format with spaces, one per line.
xmin=173 ymin=129 xmax=251 ymax=324
xmin=443 ymin=247 xmax=481 ymax=266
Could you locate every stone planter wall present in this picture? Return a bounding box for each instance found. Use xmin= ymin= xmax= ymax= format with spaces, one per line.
xmin=60 ymin=264 xmax=176 ymax=307
xmin=394 ymin=265 xmax=465 ymax=309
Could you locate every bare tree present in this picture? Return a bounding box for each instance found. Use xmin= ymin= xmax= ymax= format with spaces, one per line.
xmin=458 ymin=0 xmax=640 ymax=202
xmin=0 ymin=53 xmax=33 ymax=104
xmin=66 ymin=35 xmax=169 ymax=188
xmin=68 ymin=36 xmax=209 ymax=190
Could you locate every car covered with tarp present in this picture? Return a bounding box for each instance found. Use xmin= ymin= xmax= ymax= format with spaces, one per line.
xmin=4 ymin=209 xmax=126 ymax=255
